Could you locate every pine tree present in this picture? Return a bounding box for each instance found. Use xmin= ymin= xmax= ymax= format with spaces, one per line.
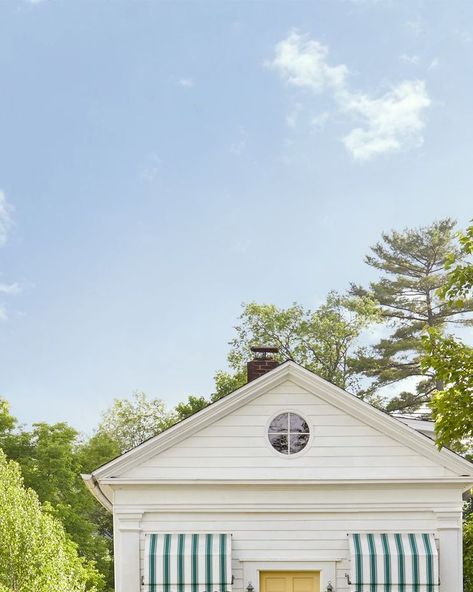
xmin=351 ymin=218 xmax=473 ymax=413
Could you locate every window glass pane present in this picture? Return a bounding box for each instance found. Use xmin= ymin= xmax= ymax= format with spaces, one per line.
xmin=268 ymin=433 xmax=289 ymax=454
xmin=289 ymin=413 xmax=309 ymax=433
xmin=269 ymin=413 xmax=289 ymax=433
xmin=289 ymin=433 xmax=309 ymax=454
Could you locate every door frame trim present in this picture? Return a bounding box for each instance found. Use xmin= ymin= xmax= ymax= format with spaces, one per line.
xmin=242 ymin=561 xmax=336 ymax=592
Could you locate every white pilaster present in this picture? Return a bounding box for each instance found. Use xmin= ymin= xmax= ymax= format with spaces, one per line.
xmin=436 ymin=511 xmax=463 ymax=592
xmin=114 ymin=512 xmax=142 ymax=592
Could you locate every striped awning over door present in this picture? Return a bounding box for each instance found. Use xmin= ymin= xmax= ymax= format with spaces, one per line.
xmin=144 ymin=533 xmax=232 ymax=592
xmin=348 ymin=533 xmax=439 ymax=592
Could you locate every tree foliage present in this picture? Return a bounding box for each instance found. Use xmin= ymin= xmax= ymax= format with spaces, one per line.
xmin=440 ymin=222 xmax=473 ymax=304
xmin=0 ymin=449 xmax=103 ymax=592
xmin=422 ymin=330 xmax=473 ymax=451
xmin=351 ymin=218 xmax=473 ymax=412
xmin=174 ymin=396 xmax=209 ymax=422
xmin=0 ymin=403 xmax=117 ymax=591
xmin=211 ymin=369 xmax=247 ymax=402
xmin=420 ymin=222 xmax=473 ymax=451
xmin=219 ymin=292 xmax=377 ymax=397
xmin=98 ymin=391 xmax=172 ymax=453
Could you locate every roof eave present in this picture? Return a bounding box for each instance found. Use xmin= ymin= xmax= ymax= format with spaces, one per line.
xmin=82 ymin=473 xmax=113 ymax=511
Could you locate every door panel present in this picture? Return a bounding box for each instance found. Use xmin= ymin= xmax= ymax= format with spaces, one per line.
xmin=293 ymin=577 xmax=316 ymax=592
xmin=260 ymin=571 xmax=320 ymax=592
xmin=263 ymin=576 xmax=289 ymax=592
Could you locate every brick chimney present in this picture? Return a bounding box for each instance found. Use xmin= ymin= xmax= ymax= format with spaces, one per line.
xmin=247 ymin=346 xmax=280 ymax=382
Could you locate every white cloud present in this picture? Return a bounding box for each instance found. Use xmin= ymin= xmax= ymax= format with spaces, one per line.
xmin=406 ymin=20 xmax=424 ymax=36
xmin=139 ymin=152 xmax=162 ymax=182
xmin=428 ymin=58 xmax=439 ymax=71
xmin=286 ymin=103 xmax=303 ymax=129
xmin=232 ymin=238 xmax=251 ymax=254
xmin=0 ymin=282 xmax=20 ymax=294
xmin=230 ymin=128 xmax=248 ymax=155
xmin=0 ymin=282 xmax=20 ymax=322
xmin=400 ymin=54 xmax=420 ymax=65
xmin=454 ymin=29 xmax=473 ymax=44
xmin=269 ymin=32 xmax=348 ymax=93
xmin=179 ymin=78 xmax=194 ymax=88
xmin=0 ymin=192 xmax=18 ymax=322
xmin=0 ymin=192 xmax=12 ymax=246
xmin=286 ymin=112 xmax=298 ymax=129
xmin=269 ymin=32 xmax=431 ymax=161
xmin=341 ymin=81 xmax=431 ymax=161
xmin=311 ymin=112 xmax=330 ymax=130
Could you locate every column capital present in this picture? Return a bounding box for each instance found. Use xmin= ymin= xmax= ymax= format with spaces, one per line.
xmin=116 ymin=512 xmax=143 ymax=531
xmin=435 ymin=510 xmax=462 ymax=530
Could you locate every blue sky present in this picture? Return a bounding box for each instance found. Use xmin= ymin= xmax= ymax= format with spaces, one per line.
xmin=0 ymin=0 xmax=472 ymax=434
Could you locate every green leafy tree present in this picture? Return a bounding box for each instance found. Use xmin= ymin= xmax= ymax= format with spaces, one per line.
xmin=0 ymin=405 xmax=117 ymax=591
xmin=0 ymin=449 xmax=103 ymax=592
xmin=351 ymin=219 xmax=473 ymax=412
xmin=422 ymin=330 xmax=473 ymax=451
xmin=441 ymin=222 xmax=473 ymax=303
xmin=420 ymin=222 xmax=473 ymax=451
xmin=215 ymin=292 xmax=377 ymax=400
xmin=212 ymin=369 xmax=247 ymax=402
xmin=0 ymin=399 xmax=15 ymax=434
xmin=174 ymin=396 xmax=209 ymax=421
xmin=98 ymin=391 xmax=172 ymax=453
xmin=75 ymin=432 xmax=121 ymax=590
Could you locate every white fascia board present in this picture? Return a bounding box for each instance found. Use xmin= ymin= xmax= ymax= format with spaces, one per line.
xmin=398 ymin=418 xmax=435 ymax=429
xmin=92 ymin=361 xmax=473 ymax=481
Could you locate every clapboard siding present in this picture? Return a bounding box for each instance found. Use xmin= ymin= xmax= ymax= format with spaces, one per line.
xmin=215 ymin=414 xmax=383 ymax=427
xmin=171 ymin=425 xmax=381 ymax=437
xmin=122 ymin=379 xmax=453 ymax=480
xmin=157 ymin=446 xmax=418 ymax=458
xmin=136 ymin=510 xmax=439 ymax=592
xmin=132 ymin=455 xmax=435 ymax=468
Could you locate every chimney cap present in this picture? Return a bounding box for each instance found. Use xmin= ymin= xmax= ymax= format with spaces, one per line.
xmin=250 ymin=345 xmax=279 ymax=354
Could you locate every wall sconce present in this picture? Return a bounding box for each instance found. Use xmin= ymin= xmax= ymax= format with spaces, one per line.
xmin=246 ymin=583 xmax=254 ymax=592
xmin=326 ymin=583 xmax=333 ymax=592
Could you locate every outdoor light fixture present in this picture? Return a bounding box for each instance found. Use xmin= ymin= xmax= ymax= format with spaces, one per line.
xmin=246 ymin=582 xmax=254 ymax=592
xmin=326 ymin=583 xmax=334 ymax=592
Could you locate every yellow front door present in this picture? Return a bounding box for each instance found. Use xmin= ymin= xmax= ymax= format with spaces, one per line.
xmin=260 ymin=571 xmax=320 ymax=592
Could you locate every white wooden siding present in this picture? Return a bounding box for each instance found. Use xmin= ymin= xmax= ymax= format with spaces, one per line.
xmin=121 ymin=380 xmax=455 ymax=480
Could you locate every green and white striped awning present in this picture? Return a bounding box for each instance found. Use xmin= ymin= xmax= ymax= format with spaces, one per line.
xmin=144 ymin=533 xmax=232 ymax=592
xmin=348 ymin=533 xmax=439 ymax=592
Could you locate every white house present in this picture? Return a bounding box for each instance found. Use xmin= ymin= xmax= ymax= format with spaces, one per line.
xmin=84 ymin=352 xmax=473 ymax=592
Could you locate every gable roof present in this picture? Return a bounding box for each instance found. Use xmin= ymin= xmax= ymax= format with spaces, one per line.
xmin=89 ymin=361 xmax=473 ymax=482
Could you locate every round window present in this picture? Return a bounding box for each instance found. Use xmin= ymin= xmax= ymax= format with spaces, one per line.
xmin=268 ymin=412 xmax=310 ymax=455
